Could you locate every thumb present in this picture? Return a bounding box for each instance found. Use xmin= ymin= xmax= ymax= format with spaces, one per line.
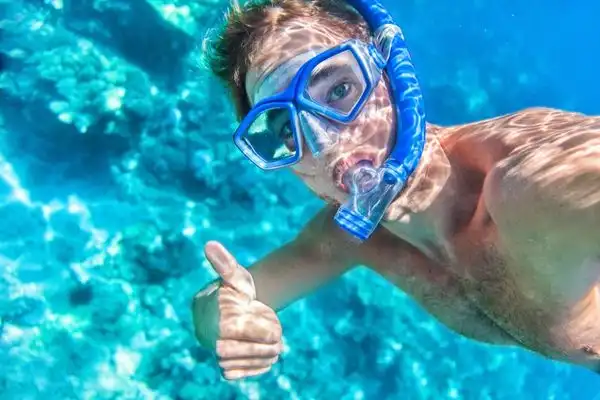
xmin=204 ymin=241 xmax=256 ymax=301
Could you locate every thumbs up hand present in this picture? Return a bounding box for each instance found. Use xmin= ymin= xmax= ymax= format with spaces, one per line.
xmin=192 ymin=241 xmax=283 ymax=380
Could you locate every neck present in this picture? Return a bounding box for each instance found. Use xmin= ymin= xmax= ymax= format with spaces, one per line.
xmin=381 ymin=123 xmax=470 ymax=262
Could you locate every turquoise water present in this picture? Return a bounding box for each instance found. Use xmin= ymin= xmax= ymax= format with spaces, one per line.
xmin=1 ymin=0 xmax=600 ymax=399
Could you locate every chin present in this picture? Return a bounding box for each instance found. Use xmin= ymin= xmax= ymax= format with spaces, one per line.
xmin=301 ymin=175 xmax=348 ymax=206
xmin=315 ymin=187 xmax=347 ymax=206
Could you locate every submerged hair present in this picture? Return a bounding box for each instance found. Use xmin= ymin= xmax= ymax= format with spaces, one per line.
xmin=204 ymin=0 xmax=370 ymax=119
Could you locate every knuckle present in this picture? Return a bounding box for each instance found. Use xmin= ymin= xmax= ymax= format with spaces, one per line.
xmin=218 ymin=303 xmax=282 ymax=343
xmin=218 ymin=287 xmax=249 ymax=308
xmin=217 ymin=349 xmax=235 ymax=360
xmin=266 ymin=343 xmax=281 ymax=357
xmin=218 ymin=315 xmax=243 ymax=336
xmin=215 ymin=340 xmax=231 ymax=358
xmin=253 ymin=300 xmax=276 ymax=315
xmin=273 ymin=341 xmax=284 ymax=357
xmin=273 ymin=321 xmax=283 ymax=338
xmin=218 ymin=303 xmax=240 ymax=318
xmin=262 ymin=319 xmax=282 ymax=342
xmin=217 ymin=288 xmax=236 ymax=305
xmin=267 ymin=327 xmax=282 ymax=345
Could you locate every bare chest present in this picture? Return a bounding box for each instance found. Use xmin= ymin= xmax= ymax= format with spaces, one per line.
xmin=383 ymin=229 xmax=600 ymax=368
xmin=453 ymin=238 xmax=600 ymax=367
xmin=366 ymin=220 xmax=600 ymax=370
xmin=366 ymin=231 xmax=520 ymax=346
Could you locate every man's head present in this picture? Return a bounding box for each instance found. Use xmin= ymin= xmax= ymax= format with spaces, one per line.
xmin=205 ymin=0 xmax=396 ymax=204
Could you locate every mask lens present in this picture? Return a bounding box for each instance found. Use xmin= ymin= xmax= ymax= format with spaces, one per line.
xmin=240 ymin=107 xmax=298 ymax=165
xmin=304 ymin=50 xmax=368 ymax=117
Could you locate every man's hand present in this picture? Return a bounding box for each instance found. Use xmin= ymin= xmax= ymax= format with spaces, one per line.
xmin=192 ymin=241 xmax=283 ymax=380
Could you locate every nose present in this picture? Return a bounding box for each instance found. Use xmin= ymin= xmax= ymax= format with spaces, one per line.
xmin=299 ymin=111 xmax=340 ymax=156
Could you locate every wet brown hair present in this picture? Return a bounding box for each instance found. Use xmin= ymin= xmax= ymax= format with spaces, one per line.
xmin=204 ymin=0 xmax=370 ymax=119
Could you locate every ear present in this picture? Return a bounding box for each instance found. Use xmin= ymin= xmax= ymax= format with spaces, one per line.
xmin=228 ymin=80 xmax=251 ymax=121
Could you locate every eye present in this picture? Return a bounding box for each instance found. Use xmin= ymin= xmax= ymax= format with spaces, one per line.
xmin=327 ymin=82 xmax=352 ymax=103
xmin=279 ymin=122 xmax=296 ymax=151
xmin=279 ymin=121 xmax=293 ymax=138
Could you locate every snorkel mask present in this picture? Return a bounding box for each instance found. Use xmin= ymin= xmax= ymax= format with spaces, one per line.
xmin=232 ymin=0 xmax=426 ymax=242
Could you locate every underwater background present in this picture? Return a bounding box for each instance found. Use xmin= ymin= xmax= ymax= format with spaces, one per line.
xmin=1 ymin=0 xmax=600 ymax=398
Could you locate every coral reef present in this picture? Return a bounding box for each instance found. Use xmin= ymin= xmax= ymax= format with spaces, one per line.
xmin=1 ymin=0 xmax=599 ymax=399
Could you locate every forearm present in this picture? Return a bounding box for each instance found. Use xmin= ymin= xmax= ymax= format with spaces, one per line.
xmin=249 ymin=206 xmax=359 ymax=311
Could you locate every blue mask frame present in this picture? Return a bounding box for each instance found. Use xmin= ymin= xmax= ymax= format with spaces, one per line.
xmin=233 ymin=39 xmax=387 ymax=170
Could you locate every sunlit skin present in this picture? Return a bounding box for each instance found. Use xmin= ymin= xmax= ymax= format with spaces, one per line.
xmin=193 ymin=18 xmax=600 ymax=380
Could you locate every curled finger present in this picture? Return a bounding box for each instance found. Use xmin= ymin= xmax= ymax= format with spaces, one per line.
xmin=219 ymin=355 xmax=279 ymax=370
xmin=219 ymin=313 xmax=282 ymax=344
xmin=223 ymin=366 xmax=271 ymax=381
xmin=216 ymin=339 xmax=281 ymax=360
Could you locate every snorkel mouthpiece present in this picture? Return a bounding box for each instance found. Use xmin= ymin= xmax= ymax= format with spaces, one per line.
xmin=335 ymin=162 xmax=407 ymax=242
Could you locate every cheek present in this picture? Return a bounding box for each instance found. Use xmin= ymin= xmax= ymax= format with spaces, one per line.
xmin=339 ymin=84 xmax=395 ymax=156
xmin=363 ymin=82 xmax=394 ymax=143
xmin=293 ymin=151 xmax=319 ymax=173
xmin=292 ymin=164 xmax=341 ymax=203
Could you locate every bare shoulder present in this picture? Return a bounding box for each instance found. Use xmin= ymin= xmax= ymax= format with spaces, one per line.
xmin=482 ymin=106 xmax=600 ymax=209
xmin=443 ymin=107 xmax=600 ymax=151
xmin=456 ymin=106 xmax=600 ymax=131
xmin=480 ymin=108 xmax=600 ymax=303
xmin=502 ymin=106 xmax=600 ymax=145
xmin=447 ymin=106 xmax=600 ymax=208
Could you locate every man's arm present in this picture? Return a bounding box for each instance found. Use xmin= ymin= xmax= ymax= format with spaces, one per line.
xmin=192 ymin=206 xmax=360 ymax=380
xmin=484 ymin=111 xmax=600 ymax=304
xmin=246 ymin=205 xmax=361 ymax=311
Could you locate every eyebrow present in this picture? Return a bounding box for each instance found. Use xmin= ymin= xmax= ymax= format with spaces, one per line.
xmin=308 ymin=63 xmax=351 ymax=87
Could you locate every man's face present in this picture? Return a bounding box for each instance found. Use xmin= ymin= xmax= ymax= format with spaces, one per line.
xmin=245 ymin=19 xmax=396 ymax=204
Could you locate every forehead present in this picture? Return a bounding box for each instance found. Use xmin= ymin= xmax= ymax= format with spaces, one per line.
xmin=245 ymin=19 xmax=350 ymax=103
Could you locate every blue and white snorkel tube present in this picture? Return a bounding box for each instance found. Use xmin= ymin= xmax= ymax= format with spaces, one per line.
xmin=334 ymin=0 xmax=426 ymax=242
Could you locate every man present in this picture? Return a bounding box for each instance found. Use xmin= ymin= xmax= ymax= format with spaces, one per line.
xmin=192 ymin=0 xmax=600 ymax=380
